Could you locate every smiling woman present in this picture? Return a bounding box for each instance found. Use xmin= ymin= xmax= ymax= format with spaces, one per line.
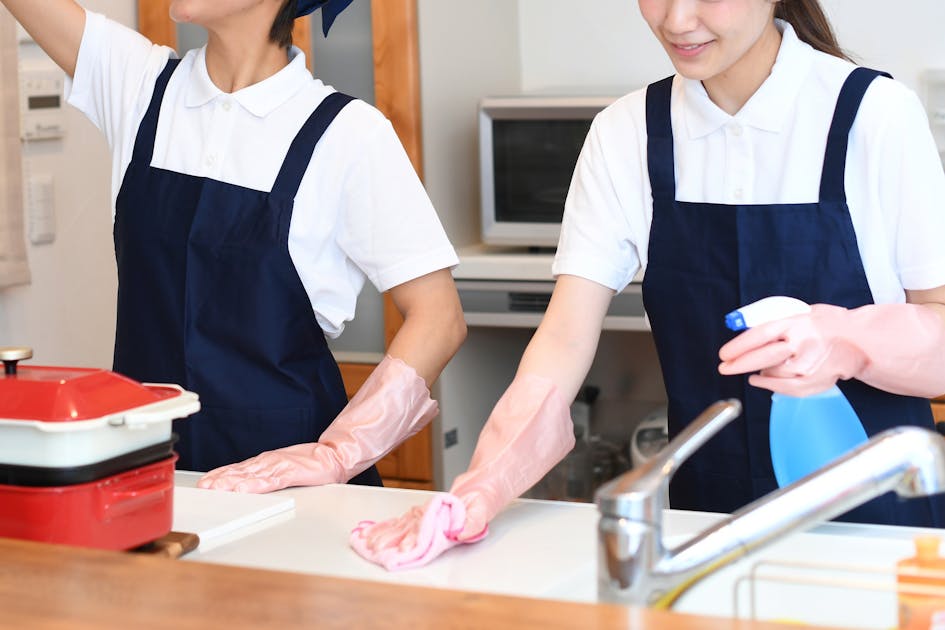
xmin=347 ymin=0 xmax=945 ymax=573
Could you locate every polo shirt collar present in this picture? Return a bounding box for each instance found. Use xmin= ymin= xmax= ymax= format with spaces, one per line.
xmin=185 ymin=46 xmax=312 ymax=117
xmin=682 ymin=21 xmax=814 ymax=139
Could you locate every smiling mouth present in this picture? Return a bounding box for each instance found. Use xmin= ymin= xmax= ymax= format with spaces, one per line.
xmin=669 ymin=41 xmax=711 ymax=56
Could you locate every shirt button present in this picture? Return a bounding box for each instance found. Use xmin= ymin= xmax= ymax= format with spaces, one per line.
xmin=730 ymin=123 xmax=743 ymax=137
xmin=222 ymin=101 xmax=232 ymax=112
xmin=206 ymin=154 xmax=217 ymax=166
xmin=733 ymin=188 xmax=744 ymax=201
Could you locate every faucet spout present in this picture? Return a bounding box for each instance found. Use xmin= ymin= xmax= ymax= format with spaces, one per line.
xmin=596 ymin=401 xmax=945 ymax=609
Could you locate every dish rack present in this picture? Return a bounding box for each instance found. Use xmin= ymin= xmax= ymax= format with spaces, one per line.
xmin=730 ymin=558 xmax=945 ymax=629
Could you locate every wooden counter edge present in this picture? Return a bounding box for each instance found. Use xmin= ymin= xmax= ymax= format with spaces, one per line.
xmin=0 ymin=537 xmax=808 ymax=630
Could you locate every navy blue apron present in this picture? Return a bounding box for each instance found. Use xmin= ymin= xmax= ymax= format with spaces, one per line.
xmin=641 ymin=68 xmax=942 ymax=527
xmin=112 ymin=58 xmax=381 ymax=484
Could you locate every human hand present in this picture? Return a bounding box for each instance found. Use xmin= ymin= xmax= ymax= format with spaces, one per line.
xmin=349 ymin=493 xmax=486 ymax=571
xmin=197 ymin=443 xmax=342 ymax=493
xmin=719 ymin=304 xmax=866 ymax=396
xmin=199 ymin=355 xmax=438 ymax=493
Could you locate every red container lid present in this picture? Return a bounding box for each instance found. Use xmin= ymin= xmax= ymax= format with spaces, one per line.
xmin=0 ymin=347 xmax=179 ymax=422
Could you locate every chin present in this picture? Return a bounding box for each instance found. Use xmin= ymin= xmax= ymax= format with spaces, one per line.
xmin=669 ymin=63 xmax=713 ymax=82
xmin=169 ymin=1 xmax=196 ymax=23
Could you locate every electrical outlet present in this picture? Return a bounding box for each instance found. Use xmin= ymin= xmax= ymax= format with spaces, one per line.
xmin=27 ymin=173 xmax=55 ymax=245
xmin=444 ymin=428 xmax=458 ymax=449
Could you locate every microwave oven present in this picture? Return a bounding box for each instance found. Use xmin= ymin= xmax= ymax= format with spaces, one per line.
xmin=478 ymin=95 xmax=617 ymax=248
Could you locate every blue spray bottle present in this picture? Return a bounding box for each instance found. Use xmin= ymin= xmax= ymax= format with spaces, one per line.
xmin=725 ymin=296 xmax=869 ymax=487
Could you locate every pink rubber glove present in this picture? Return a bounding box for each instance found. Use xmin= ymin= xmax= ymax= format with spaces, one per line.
xmin=197 ymin=356 xmax=438 ymax=492
xmin=719 ymin=303 xmax=945 ymax=398
xmin=349 ymin=373 xmax=575 ymax=570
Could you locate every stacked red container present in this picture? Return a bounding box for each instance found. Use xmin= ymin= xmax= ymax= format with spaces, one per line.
xmin=0 ymin=347 xmax=200 ymax=550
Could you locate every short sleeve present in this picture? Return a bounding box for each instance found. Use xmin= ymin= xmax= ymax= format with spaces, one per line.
xmin=66 ymin=10 xmax=174 ymax=152
xmin=553 ymin=106 xmax=643 ymax=293
xmin=876 ymin=87 xmax=945 ymax=291
xmin=336 ymin=116 xmax=457 ymax=292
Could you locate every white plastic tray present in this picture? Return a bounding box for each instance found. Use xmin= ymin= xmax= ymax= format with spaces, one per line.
xmin=0 ymin=385 xmax=200 ymax=467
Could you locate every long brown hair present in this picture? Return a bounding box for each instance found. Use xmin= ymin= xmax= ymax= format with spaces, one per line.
xmin=774 ymin=0 xmax=851 ymax=61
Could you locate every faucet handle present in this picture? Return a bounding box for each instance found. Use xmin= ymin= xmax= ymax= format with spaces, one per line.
xmin=597 ymin=399 xmax=742 ymax=520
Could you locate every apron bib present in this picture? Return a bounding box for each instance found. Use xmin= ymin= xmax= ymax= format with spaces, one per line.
xmin=112 ymin=59 xmax=381 ymax=484
xmin=641 ymin=68 xmax=941 ymax=526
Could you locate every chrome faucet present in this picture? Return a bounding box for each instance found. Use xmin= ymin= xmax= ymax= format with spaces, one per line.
xmin=596 ymin=399 xmax=945 ymax=608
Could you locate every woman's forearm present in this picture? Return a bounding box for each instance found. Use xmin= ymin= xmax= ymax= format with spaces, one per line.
xmin=385 ymin=268 xmax=467 ymax=387
xmin=516 ymin=274 xmax=613 ymax=404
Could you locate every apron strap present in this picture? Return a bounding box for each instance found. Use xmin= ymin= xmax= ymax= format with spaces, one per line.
xmin=819 ymin=67 xmax=892 ymax=203
xmin=271 ymin=92 xmax=357 ymax=198
xmin=645 ymin=75 xmax=677 ymax=202
xmin=130 ymin=58 xmax=182 ymax=166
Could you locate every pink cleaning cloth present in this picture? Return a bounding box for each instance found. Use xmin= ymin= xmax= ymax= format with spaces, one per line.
xmin=349 ymin=493 xmax=486 ymax=571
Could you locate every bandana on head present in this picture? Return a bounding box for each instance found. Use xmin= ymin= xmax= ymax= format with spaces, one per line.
xmin=295 ymin=0 xmax=356 ymax=36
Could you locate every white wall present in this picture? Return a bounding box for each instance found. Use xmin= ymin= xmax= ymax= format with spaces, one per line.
xmin=417 ymin=0 xmax=522 ymax=249
xmin=517 ymin=0 xmax=670 ymax=95
xmin=0 ymin=1 xmax=134 ymax=368
xmin=517 ymin=0 xmax=945 ymax=95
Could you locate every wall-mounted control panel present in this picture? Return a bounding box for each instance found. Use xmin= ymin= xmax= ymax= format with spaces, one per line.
xmin=19 ymin=59 xmax=65 ymax=142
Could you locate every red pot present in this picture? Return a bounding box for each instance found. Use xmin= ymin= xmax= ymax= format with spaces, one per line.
xmin=0 ymin=347 xmax=200 ymax=549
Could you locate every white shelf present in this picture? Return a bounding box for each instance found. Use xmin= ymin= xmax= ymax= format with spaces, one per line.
xmin=453 ymin=247 xmax=649 ymax=332
xmin=454 ymin=244 xmax=556 ymax=281
xmin=454 ymin=243 xmax=644 ymax=284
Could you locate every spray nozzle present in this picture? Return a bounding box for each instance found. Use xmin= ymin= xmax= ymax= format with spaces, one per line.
xmin=725 ymin=296 xmax=812 ymax=331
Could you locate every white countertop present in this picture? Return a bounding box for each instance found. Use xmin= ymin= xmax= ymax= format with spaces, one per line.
xmin=174 ymin=471 xmax=606 ymax=601
xmin=173 ymin=472 xmax=939 ymax=627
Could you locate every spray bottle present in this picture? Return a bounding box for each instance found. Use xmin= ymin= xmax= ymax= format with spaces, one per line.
xmin=725 ymin=296 xmax=869 ymax=487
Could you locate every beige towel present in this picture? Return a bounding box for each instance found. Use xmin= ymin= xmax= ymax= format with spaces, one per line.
xmin=0 ymin=7 xmax=30 ymax=289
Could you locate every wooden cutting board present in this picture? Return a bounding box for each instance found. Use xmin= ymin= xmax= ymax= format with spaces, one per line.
xmin=171 ymin=486 xmax=295 ymax=549
xmin=131 ymin=531 xmax=200 ymax=558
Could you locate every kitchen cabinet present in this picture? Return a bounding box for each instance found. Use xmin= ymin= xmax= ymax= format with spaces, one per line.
xmin=934 ymin=395 xmax=945 ymax=424
xmin=138 ymin=1 xmax=434 ymax=490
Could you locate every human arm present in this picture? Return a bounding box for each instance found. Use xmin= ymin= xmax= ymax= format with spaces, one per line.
xmin=718 ymin=287 xmax=945 ymax=398
xmin=348 ymin=275 xmax=614 ymax=570
xmin=448 ymin=274 xmax=614 ymax=538
xmin=0 ymin=0 xmax=85 ymax=76
xmin=197 ymin=269 xmax=466 ymax=492
xmin=384 ymin=268 xmax=467 ymax=386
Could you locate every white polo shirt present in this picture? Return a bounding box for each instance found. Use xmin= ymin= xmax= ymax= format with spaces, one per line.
xmin=67 ymin=11 xmax=458 ymax=338
xmin=553 ymin=21 xmax=945 ymax=305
